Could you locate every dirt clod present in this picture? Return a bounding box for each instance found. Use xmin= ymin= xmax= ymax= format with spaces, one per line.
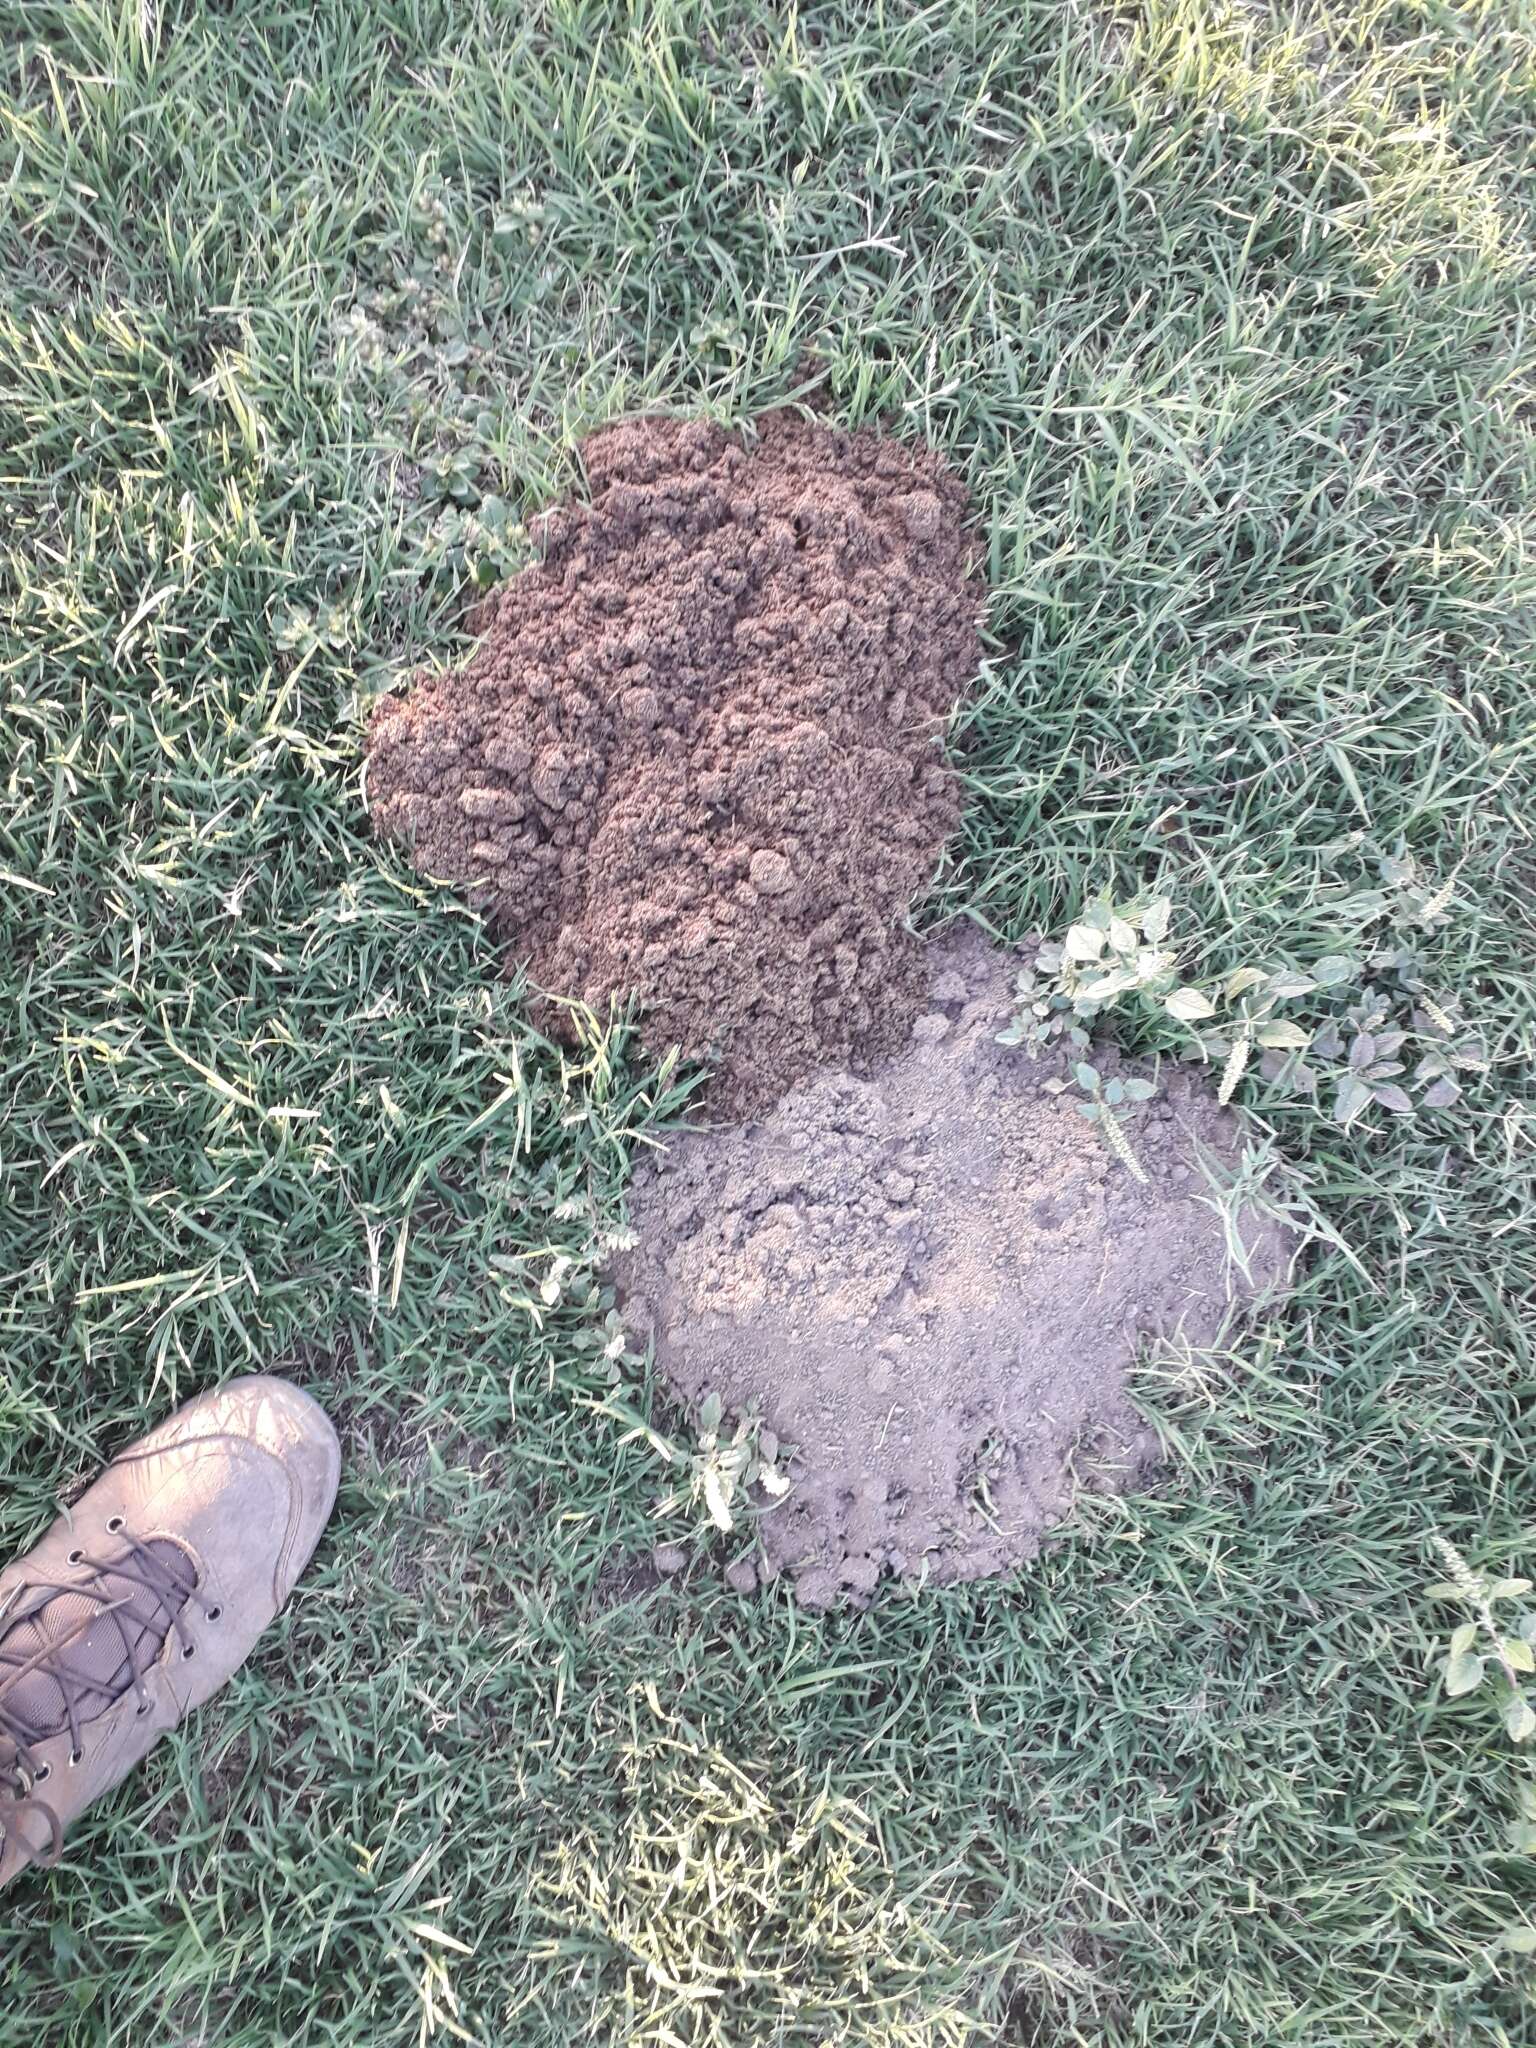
xmin=612 ymin=929 xmax=1292 ymax=1606
xmin=367 ymin=412 xmax=981 ymax=1115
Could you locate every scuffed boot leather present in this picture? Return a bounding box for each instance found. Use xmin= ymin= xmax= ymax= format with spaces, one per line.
xmin=0 ymin=1375 xmax=339 ymax=1889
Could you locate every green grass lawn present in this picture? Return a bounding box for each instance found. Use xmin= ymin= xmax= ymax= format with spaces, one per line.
xmin=3 ymin=1 xmax=1536 ymax=2040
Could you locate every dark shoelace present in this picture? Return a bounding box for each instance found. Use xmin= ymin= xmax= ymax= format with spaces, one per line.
xmin=0 ymin=1534 xmax=209 ymax=1869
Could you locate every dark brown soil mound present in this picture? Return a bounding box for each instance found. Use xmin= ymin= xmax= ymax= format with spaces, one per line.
xmin=612 ymin=929 xmax=1293 ymax=1606
xmin=366 ymin=412 xmax=981 ymax=1115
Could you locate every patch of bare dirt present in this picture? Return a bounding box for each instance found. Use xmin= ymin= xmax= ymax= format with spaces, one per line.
xmin=366 ymin=411 xmax=982 ymax=1116
xmin=612 ymin=929 xmax=1292 ymax=1606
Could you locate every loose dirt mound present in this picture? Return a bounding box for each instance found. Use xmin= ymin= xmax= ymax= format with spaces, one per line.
xmin=612 ymin=929 xmax=1292 ymax=1606
xmin=366 ymin=412 xmax=981 ymax=1115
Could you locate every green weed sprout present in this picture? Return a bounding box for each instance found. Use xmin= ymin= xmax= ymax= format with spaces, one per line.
xmin=1426 ymin=1537 xmax=1536 ymax=1744
xmin=1058 ymin=1062 xmax=1156 ymax=1183
xmin=1005 ymin=861 xmax=1484 ymax=1141
xmin=655 ymin=1393 xmax=792 ymax=1535
xmin=998 ymin=894 xmax=1209 ymax=1060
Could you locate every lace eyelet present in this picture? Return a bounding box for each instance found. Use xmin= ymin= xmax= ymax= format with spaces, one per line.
xmin=66 ymin=1549 xmax=83 ymax=1565
xmin=34 ymin=1763 xmax=51 ymax=1783
xmin=182 ymin=1644 xmax=196 ymax=1661
xmin=68 ymin=1749 xmax=83 ymax=1768
xmin=106 ymin=1516 xmax=124 ymax=1534
xmin=206 ymin=1606 xmax=222 ymax=1623
xmin=136 ymin=1702 xmax=151 ymax=1718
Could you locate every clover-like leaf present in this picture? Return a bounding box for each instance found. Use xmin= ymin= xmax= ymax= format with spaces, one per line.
xmin=1444 ymin=1650 xmax=1486 ymax=1697
xmin=1266 ymin=969 xmax=1317 ymax=999
xmin=1312 ymin=954 xmax=1357 ymax=988
xmin=1371 ymin=1083 xmax=1414 ymax=1114
xmin=1224 ymin=966 xmax=1269 ymax=1001
xmin=1165 ymin=986 xmax=1216 ymax=1023
xmin=1334 ymin=1074 xmax=1373 ymax=1126
xmin=1078 ymin=968 xmax=1144 ymax=1002
xmin=1257 ymin=1020 xmax=1311 ymax=1050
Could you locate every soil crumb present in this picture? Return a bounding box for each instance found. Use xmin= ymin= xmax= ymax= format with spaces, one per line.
xmin=611 ymin=929 xmax=1292 ymax=1606
xmin=366 ymin=412 xmax=982 ymax=1116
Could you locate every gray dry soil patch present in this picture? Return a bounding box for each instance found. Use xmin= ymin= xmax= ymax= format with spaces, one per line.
xmin=614 ymin=929 xmax=1291 ymax=1605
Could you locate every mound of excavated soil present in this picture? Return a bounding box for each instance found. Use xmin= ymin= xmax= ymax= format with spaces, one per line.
xmin=612 ymin=929 xmax=1292 ymax=1606
xmin=366 ymin=412 xmax=981 ymax=1116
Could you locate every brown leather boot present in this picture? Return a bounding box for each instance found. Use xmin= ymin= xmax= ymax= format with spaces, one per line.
xmin=0 ymin=1374 xmax=339 ymax=1888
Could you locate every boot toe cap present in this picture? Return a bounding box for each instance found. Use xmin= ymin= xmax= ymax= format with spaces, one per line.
xmin=138 ymin=1375 xmax=341 ymax=1600
xmin=198 ymin=1376 xmax=340 ymax=1572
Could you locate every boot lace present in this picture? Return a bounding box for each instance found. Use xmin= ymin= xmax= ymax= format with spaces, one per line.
xmin=0 ymin=1532 xmax=208 ymax=1869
